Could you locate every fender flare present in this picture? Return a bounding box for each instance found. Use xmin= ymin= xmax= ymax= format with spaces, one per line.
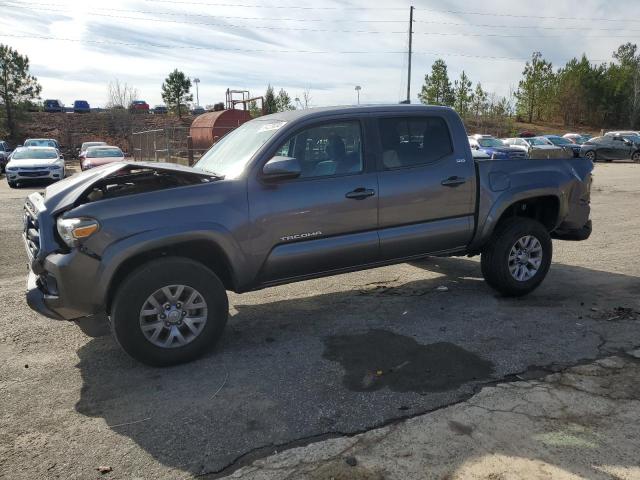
xmin=95 ymin=222 xmax=248 ymax=305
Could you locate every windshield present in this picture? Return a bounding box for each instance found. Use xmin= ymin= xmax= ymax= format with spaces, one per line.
xmin=548 ymin=136 xmax=571 ymax=145
xmin=12 ymin=149 xmax=58 ymax=160
xmin=87 ymin=148 xmax=123 ymax=158
xmin=25 ymin=139 xmax=56 ymax=147
xmin=195 ymin=119 xmax=287 ymax=178
xmin=623 ymin=135 xmax=640 ymax=143
xmin=477 ymin=138 xmax=505 ymax=148
xmin=82 ymin=142 xmax=106 ymax=150
xmin=528 ymin=137 xmax=551 ymax=146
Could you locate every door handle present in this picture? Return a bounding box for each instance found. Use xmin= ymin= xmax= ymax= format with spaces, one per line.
xmin=441 ymin=176 xmax=467 ymax=187
xmin=345 ymin=188 xmax=376 ymax=200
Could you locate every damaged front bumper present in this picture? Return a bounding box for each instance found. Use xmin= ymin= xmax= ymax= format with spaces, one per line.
xmin=23 ymin=192 xmax=103 ymax=321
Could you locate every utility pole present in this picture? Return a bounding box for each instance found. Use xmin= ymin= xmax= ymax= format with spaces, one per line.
xmin=355 ymin=85 xmax=362 ymax=105
xmin=193 ymin=78 xmax=200 ymax=107
xmin=406 ymin=5 xmax=414 ymax=104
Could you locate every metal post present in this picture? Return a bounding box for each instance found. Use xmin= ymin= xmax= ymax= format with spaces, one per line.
xmin=406 ymin=5 xmax=414 ymax=104
xmin=187 ymin=136 xmax=194 ymax=166
xmin=153 ymin=130 xmax=158 ymax=162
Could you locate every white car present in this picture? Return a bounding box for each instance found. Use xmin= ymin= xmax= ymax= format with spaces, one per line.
xmin=5 ymin=147 xmax=65 ymax=188
xmin=605 ymin=130 xmax=640 ymax=137
xmin=502 ymin=137 xmax=566 ymax=159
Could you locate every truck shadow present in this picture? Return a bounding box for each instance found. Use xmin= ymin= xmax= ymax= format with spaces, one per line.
xmin=73 ymin=257 xmax=640 ymax=478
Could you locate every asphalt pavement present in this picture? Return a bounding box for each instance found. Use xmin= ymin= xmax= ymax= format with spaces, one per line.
xmin=0 ymin=164 xmax=639 ymax=479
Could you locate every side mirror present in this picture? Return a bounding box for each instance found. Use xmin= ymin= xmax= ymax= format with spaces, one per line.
xmin=262 ymin=156 xmax=302 ymax=181
xmin=623 ymin=138 xmax=632 ymax=145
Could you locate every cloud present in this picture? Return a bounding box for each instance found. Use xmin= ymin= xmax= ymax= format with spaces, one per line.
xmin=0 ymin=0 xmax=638 ymax=106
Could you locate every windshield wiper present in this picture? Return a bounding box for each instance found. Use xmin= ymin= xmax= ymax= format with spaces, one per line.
xmin=198 ymin=167 xmax=225 ymax=179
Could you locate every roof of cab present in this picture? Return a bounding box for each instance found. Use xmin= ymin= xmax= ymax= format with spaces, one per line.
xmin=262 ymin=104 xmax=455 ymax=123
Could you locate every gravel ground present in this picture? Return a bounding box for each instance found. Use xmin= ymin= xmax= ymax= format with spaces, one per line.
xmin=0 ymin=163 xmax=639 ymax=479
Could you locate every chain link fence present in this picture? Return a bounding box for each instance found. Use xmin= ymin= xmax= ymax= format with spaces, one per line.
xmin=131 ymin=126 xmax=231 ymax=166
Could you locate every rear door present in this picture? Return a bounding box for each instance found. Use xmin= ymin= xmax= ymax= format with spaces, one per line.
xmin=248 ymin=117 xmax=379 ymax=283
xmin=374 ymin=112 xmax=475 ymax=260
xmin=598 ymin=136 xmax=616 ymax=160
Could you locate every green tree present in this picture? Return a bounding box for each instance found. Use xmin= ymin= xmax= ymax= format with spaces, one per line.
xmin=276 ymin=88 xmax=295 ymax=111
xmin=161 ymin=69 xmax=192 ymax=118
xmin=418 ymin=59 xmax=454 ymax=106
xmin=470 ymin=82 xmax=488 ymax=120
xmin=453 ymin=71 xmax=473 ymax=117
xmin=612 ymin=43 xmax=640 ymax=128
xmin=515 ymin=52 xmax=555 ymax=123
xmin=0 ymin=44 xmax=41 ymax=140
xmin=264 ymin=85 xmax=277 ymax=114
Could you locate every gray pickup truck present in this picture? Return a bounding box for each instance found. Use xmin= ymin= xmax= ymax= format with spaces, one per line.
xmin=23 ymin=105 xmax=593 ymax=366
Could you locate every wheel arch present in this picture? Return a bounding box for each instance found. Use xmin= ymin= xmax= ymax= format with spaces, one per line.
xmin=102 ymin=230 xmax=243 ymax=314
xmin=471 ymin=193 xmax=562 ymax=253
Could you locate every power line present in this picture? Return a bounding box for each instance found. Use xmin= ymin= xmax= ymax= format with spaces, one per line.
xmin=416 ymin=8 xmax=640 ymax=23
xmin=5 ymin=1 xmax=640 ymax=30
xmin=0 ymin=1 xmax=409 ymax=22
xmin=2 ymin=3 xmax=639 ymax=38
xmin=141 ymin=0 xmax=407 ymax=10
xmin=0 ymin=33 xmax=609 ymax=63
xmin=414 ymin=19 xmax=640 ymax=33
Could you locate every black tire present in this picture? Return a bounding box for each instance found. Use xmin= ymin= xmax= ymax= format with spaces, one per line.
xmin=111 ymin=257 xmax=229 ymax=366
xmin=632 ymin=151 xmax=640 ymax=163
xmin=481 ymin=218 xmax=552 ymax=297
xmin=8 ymin=181 xmax=17 ymax=189
xmin=585 ymin=150 xmax=596 ymax=162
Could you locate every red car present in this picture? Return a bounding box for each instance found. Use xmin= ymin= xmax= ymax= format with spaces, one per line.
xmin=81 ymin=146 xmax=125 ymax=170
xmin=130 ymin=100 xmax=149 ymax=112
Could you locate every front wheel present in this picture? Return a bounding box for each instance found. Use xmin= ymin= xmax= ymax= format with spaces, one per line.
xmin=585 ymin=150 xmax=596 ymax=162
xmin=111 ymin=257 xmax=229 ymax=366
xmin=7 ymin=181 xmax=17 ymax=189
xmin=632 ymin=151 xmax=640 ymax=163
xmin=481 ymin=218 xmax=552 ymax=297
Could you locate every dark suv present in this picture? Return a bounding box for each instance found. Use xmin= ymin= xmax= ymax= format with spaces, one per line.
xmin=23 ymin=105 xmax=593 ymax=366
xmin=44 ymin=99 xmax=64 ymax=113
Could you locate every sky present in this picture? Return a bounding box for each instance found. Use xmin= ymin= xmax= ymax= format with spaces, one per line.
xmin=1 ymin=0 xmax=639 ymax=108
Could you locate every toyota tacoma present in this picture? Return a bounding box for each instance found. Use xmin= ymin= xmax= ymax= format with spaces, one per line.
xmin=22 ymin=105 xmax=593 ymax=366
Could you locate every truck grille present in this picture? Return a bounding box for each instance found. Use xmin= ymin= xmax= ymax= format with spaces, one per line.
xmin=23 ymin=198 xmax=40 ymax=260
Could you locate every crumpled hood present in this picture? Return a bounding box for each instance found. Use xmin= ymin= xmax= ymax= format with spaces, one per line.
xmin=43 ymin=161 xmax=214 ymax=214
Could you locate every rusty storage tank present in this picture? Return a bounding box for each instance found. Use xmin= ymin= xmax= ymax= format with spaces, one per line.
xmin=190 ymin=109 xmax=253 ymax=151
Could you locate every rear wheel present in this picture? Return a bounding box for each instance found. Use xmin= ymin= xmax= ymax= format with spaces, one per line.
xmin=481 ymin=218 xmax=552 ymax=297
xmin=585 ymin=150 xmax=596 ymax=162
xmin=111 ymin=257 xmax=229 ymax=366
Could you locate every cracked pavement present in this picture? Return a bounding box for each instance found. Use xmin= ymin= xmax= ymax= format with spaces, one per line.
xmin=0 ymin=164 xmax=639 ymax=479
xmin=228 ymin=353 xmax=640 ymax=480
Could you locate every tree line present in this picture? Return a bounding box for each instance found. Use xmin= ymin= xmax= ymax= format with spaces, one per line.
xmin=418 ymin=42 xmax=640 ymax=130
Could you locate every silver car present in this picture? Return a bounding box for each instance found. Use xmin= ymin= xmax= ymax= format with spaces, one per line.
xmin=5 ymin=147 xmax=65 ymax=188
xmin=502 ymin=137 xmax=566 ymax=159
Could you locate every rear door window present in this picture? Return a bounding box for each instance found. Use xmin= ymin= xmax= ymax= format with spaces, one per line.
xmin=378 ymin=116 xmax=453 ymax=170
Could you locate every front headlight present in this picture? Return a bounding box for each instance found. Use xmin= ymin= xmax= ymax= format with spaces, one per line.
xmin=6 ymin=166 xmax=17 ymax=172
xmin=56 ymin=217 xmax=99 ymax=247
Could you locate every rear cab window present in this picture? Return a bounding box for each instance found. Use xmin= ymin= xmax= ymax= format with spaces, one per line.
xmin=377 ymin=116 xmax=453 ymax=170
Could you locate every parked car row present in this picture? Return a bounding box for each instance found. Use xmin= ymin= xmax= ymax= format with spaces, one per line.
xmin=2 ymin=136 xmax=129 ymax=187
xmin=468 ymin=130 xmax=640 ymax=162
xmin=44 ymin=99 xmax=91 ymax=113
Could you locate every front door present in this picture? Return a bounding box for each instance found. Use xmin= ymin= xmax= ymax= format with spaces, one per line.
xmin=249 ymin=119 xmax=379 ymax=284
xmin=374 ymin=114 xmax=475 ymax=260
